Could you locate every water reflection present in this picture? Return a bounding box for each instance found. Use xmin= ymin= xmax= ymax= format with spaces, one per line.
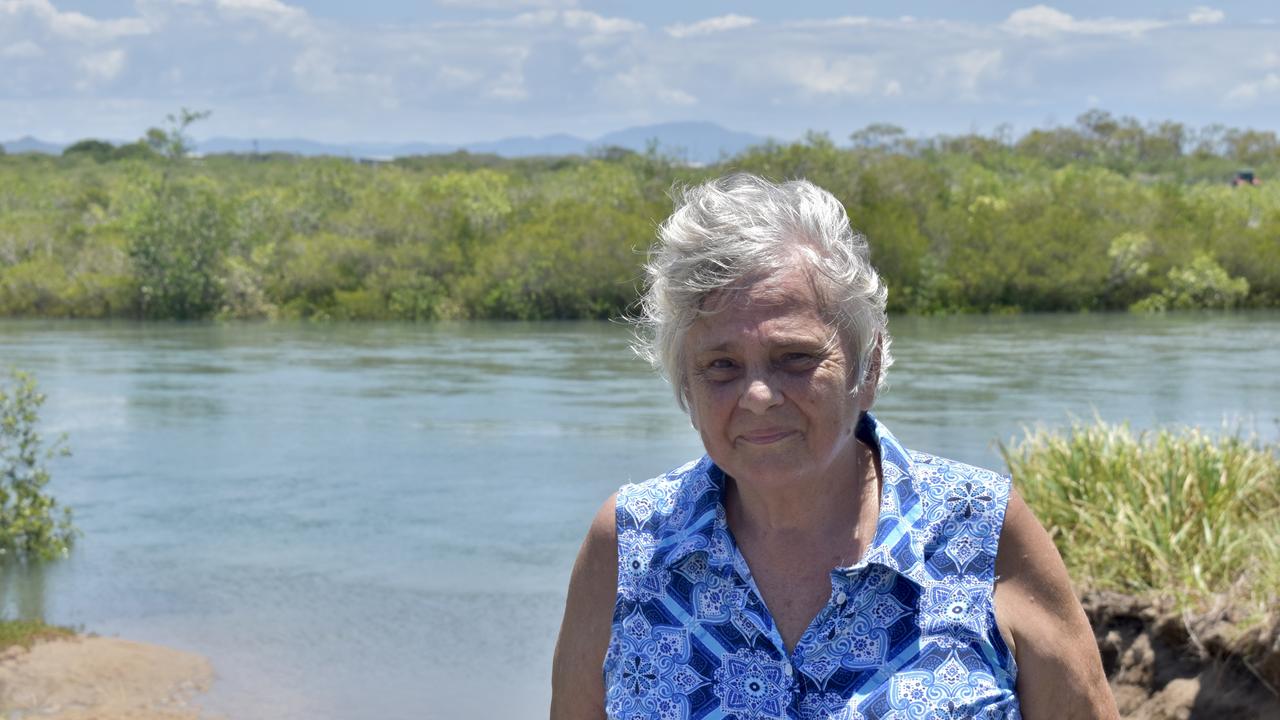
xmin=0 ymin=561 xmax=49 ymax=621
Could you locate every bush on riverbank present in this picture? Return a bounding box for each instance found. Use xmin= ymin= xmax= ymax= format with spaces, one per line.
xmin=1 ymin=110 xmax=1278 ymax=320
xmin=1006 ymin=422 xmax=1280 ymax=713
xmin=1003 ymin=421 xmax=1280 ymax=628
xmin=0 ymin=370 xmax=76 ymax=562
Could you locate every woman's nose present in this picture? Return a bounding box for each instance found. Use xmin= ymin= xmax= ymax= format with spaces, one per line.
xmin=738 ymin=376 xmax=783 ymax=414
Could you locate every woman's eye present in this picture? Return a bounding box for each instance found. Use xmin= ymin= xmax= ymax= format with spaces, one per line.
xmin=781 ymin=352 xmax=820 ymax=368
xmin=697 ymin=358 xmax=738 ymax=380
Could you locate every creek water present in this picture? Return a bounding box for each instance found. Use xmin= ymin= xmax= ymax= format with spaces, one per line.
xmin=0 ymin=313 xmax=1277 ymax=718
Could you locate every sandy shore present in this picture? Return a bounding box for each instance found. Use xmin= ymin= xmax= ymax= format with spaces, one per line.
xmin=0 ymin=635 xmax=214 ymax=720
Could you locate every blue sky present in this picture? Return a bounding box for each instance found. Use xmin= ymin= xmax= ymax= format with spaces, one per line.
xmin=3 ymin=1 xmax=1279 ymax=144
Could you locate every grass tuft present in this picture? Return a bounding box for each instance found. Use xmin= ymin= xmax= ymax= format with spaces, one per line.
xmin=1002 ymin=420 xmax=1280 ymax=630
xmin=0 ymin=617 xmax=74 ymax=650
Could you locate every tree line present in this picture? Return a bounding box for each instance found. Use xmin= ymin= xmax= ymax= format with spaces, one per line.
xmin=0 ymin=110 xmax=1276 ymax=321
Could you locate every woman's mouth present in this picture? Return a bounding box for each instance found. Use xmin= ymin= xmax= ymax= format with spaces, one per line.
xmin=737 ymin=429 xmax=796 ymax=445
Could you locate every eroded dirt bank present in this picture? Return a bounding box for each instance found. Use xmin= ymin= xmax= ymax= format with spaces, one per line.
xmin=1086 ymin=591 xmax=1280 ymax=720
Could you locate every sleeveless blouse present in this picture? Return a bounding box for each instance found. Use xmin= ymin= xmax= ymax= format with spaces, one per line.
xmin=604 ymin=413 xmax=1021 ymax=719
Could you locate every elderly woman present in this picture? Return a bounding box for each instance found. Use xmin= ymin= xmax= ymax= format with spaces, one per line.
xmin=552 ymin=174 xmax=1116 ymax=719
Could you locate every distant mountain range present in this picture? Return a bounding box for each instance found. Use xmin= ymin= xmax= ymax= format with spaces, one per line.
xmin=1 ymin=121 xmax=771 ymax=165
xmin=1 ymin=135 xmax=66 ymax=154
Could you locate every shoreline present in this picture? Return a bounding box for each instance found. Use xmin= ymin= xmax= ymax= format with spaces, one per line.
xmin=0 ymin=635 xmax=214 ymax=720
xmin=1 ymin=590 xmax=1275 ymax=719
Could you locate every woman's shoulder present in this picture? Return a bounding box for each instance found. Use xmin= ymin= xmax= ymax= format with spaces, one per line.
xmin=887 ymin=449 xmax=1014 ymax=582
xmin=867 ymin=416 xmax=1012 ymax=517
xmin=614 ymin=454 xmax=720 ymax=534
xmin=900 ymin=449 xmax=1013 ymax=519
xmin=906 ymin=449 xmax=1010 ymax=483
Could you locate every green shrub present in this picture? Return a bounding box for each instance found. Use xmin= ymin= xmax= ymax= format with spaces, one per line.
xmin=465 ymin=199 xmax=647 ymax=319
xmin=1132 ymin=254 xmax=1251 ymax=311
xmin=0 ymin=370 xmax=76 ymax=562
xmin=270 ymin=232 xmax=378 ymax=319
xmin=126 ymin=177 xmax=233 ymax=319
xmin=1003 ymin=421 xmax=1280 ymax=622
xmin=0 ymin=257 xmax=71 ymax=316
xmin=62 ymin=139 xmax=116 ymax=164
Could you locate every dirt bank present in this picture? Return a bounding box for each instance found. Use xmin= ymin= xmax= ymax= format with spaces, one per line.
xmin=0 ymin=635 xmax=214 ymax=720
xmin=1086 ymin=591 xmax=1280 ymax=720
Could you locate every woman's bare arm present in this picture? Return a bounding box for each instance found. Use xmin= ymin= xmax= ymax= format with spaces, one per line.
xmin=993 ymin=488 xmax=1119 ymax=719
xmin=550 ymin=494 xmax=618 ymax=720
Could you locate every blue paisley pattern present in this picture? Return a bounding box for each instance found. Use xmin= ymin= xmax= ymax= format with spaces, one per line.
xmin=604 ymin=413 xmax=1020 ymax=719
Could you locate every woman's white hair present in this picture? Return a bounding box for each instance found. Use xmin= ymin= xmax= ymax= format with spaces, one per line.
xmin=634 ymin=173 xmax=893 ymax=412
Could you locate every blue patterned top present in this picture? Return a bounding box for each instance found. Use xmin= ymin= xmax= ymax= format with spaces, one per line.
xmin=604 ymin=413 xmax=1021 ymax=719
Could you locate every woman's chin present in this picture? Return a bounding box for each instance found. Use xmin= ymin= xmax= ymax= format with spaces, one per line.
xmin=722 ymin=450 xmax=814 ymax=486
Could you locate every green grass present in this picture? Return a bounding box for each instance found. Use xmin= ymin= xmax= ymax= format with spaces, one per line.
xmin=1002 ymin=420 xmax=1280 ymax=629
xmin=0 ymin=617 xmax=75 ymax=650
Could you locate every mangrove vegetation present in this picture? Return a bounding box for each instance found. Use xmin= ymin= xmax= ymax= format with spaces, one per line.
xmin=0 ymin=369 xmax=76 ymax=563
xmin=1 ymin=110 xmax=1278 ymax=321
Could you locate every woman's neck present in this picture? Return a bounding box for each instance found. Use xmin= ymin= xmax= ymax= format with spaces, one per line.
xmin=724 ymin=439 xmax=882 ymax=560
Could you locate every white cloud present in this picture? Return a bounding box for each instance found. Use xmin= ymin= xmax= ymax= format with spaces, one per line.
xmin=1002 ymin=5 xmax=1074 ymax=35
xmin=1 ymin=39 xmax=43 ymax=57
xmin=434 ymin=0 xmax=578 ymax=8
xmin=216 ymin=0 xmax=304 ymax=19
xmin=489 ymin=48 xmax=529 ymax=101
xmin=290 ymin=47 xmax=339 ymax=94
xmin=1188 ymin=6 xmax=1225 ymax=25
xmin=460 ymin=8 xmax=637 ymax=36
xmin=0 ymin=0 xmax=151 ymax=41
xmin=785 ymin=16 xmax=870 ymax=29
xmin=290 ymin=45 xmax=393 ymax=101
xmin=490 ymin=76 xmax=527 ymax=100
xmin=950 ymin=49 xmax=1002 ymax=94
xmin=1003 ymin=5 xmax=1166 ymax=37
xmin=436 ymin=65 xmax=482 ymax=89
xmin=604 ymin=63 xmax=696 ymax=108
xmin=665 ymin=14 xmax=756 ymax=39
xmin=77 ymin=48 xmax=125 ymax=87
xmin=662 ymin=88 xmax=696 ymax=106
xmin=503 ymin=9 xmax=557 ymax=28
xmin=782 ymin=55 xmax=879 ymax=96
xmin=883 ymin=80 xmax=902 ymax=97
xmin=1226 ymin=73 xmax=1280 ymax=102
xmin=562 ymin=10 xmax=642 ymax=35
xmin=215 ymin=0 xmax=309 ymax=35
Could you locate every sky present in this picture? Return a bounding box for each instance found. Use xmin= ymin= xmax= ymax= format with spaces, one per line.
xmin=2 ymin=0 xmax=1279 ymax=145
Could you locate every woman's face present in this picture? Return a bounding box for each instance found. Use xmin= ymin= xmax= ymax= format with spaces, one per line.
xmin=681 ymin=268 xmax=871 ymax=490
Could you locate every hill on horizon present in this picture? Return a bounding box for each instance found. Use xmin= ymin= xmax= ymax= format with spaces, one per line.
xmin=1 ymin=121 xmax=771 ymax=165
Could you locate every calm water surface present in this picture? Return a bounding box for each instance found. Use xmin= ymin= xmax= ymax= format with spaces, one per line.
xmin=0 ymin=314 xmax=1277 ymax=719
